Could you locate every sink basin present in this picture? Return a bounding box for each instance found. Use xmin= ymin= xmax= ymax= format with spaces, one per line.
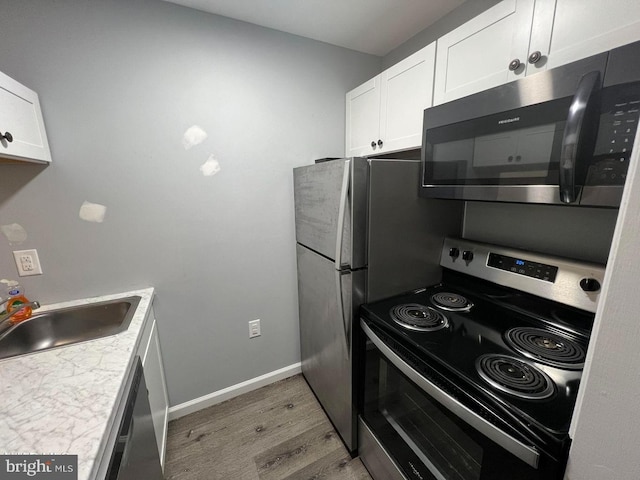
xmin=0 ymin=296 xmax=141 ymax=361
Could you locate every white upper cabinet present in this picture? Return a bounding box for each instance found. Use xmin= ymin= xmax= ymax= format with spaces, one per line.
xmin=346 ymin=43 xmax=436 ymax=157
xmin=434 ymin=0 xmax=640 ymax=106
xmin=0 ymin=70 xmax=51 ymax=164
xmin=346 ymin=77 xmax=381 ymax=157
xmin=433 ymin=0 xmax=548 ymax=106
xmin=547 ymin=0 xmax=640 ymax=69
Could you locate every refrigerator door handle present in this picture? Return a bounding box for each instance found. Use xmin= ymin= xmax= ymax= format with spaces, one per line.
xmin=335 ymin=269 xmax=351 ymax=355
xmin=335 ymin=159 xmax=351 ymax=270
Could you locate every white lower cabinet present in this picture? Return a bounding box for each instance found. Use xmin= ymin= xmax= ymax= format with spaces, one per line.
xmin=137 ymin=309 xmax=169 ymax=468
xmin=346 ymin=42 xmax=436 ymax=157
xmin=0 ymin=70 xmax=51 ymax=163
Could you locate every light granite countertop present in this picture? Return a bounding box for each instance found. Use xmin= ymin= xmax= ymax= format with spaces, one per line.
xmin=0 ymin=287 xmax=155 ymax=480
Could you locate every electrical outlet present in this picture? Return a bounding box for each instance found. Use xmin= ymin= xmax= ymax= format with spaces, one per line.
xmin=13 ymin=249 xmax=43 ymax=276
xmin=249 ymin=319 xmax=261 ymax=338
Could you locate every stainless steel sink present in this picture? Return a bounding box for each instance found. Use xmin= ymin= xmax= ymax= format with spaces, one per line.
xmin=0 ymin=296 xmax=141 ymax=360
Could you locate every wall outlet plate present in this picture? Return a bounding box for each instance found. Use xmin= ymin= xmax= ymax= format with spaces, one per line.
xmin=13 ymin=249 xmax=43 ymax=276
xmin=249 ymin=319 xmax=261 ymax=338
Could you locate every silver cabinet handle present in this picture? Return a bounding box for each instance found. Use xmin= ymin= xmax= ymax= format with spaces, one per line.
xmin=361 ymin=319 xmax=541 ymax=469
xmin=528 ymin=51 xmax=542 ymax=64
xmin=508 ymin=58 xmax=522 ymax=71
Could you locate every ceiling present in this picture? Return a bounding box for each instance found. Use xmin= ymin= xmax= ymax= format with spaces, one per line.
xmin=163 ymin=0 xmax=466 ymax=56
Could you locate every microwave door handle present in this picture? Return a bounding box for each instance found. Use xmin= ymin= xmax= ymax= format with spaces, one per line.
xmin=335 ymin=159 xmax=351 ymax=269
xmin=559 ymin=70 xmax=601 ymax=203
xmin=361 ymin=319 xmax=541 ymax=469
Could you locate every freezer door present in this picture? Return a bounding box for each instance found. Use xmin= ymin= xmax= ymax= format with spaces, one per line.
xmin=297 ymin=243 xmax=359 ymax=451
xmin=293 ymin=158 xmax=368 ymax=269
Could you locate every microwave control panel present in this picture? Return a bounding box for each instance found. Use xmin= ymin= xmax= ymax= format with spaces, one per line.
xmin=588 ymin=83 xmax=640 ymax=186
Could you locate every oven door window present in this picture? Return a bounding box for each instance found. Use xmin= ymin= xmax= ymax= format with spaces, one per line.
xmin=361 ymin=333 xmax=553 ymax=480
xmin=423 ymin=98 xmax=573 ymax=187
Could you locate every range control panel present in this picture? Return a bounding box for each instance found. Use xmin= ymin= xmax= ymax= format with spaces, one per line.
xmin=487 ymin=252 xmax=558 ymax=282
xmin=440 ymin=238 xmax=606 ymax=313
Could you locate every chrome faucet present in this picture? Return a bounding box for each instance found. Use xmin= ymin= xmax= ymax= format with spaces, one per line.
xmin=0 ymin=299 xmax=40 ymax=335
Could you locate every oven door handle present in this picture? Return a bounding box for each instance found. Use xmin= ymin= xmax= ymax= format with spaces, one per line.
xmin=361 ymin=320 xmax=541 ymax=469
xmin=559 ymin=70 xmax=600 ymax=203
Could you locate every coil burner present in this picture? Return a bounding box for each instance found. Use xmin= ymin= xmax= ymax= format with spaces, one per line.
xmin=390 ymin=304 xmax=449 ymax=332
xmin=431 ymin=292 xmax=473 ymax=312
xmin=505 ymin=327 xmax=586 ymax=370
xmin=476 ymin=354 xmax=555 ymax=400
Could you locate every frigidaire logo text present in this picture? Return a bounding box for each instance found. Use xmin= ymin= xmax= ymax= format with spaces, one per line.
xmin=498 ymin=116 xmax=520 ymax=124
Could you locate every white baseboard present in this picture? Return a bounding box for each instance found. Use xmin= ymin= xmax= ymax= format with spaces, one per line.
xmin=167 ymin=362 xmax=302 ymax=421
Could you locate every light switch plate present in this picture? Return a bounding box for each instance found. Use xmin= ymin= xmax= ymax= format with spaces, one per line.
xmin=13 ymin=249 xmax=43 ymax=276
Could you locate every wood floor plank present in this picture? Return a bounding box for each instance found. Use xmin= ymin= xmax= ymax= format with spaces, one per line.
xmin=254 ymin=423 xmax=342 ymax=480
xmin=164 ymin=374 xmax=373 ymax=480
xmin=279 ymin=448 xmax=372 ymax=480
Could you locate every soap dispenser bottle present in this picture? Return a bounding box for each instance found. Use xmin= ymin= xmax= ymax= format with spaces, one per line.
xmin=1 ymin=279 xmax=32 ymax=322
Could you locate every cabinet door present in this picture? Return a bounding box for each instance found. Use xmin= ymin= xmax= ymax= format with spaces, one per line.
xmin=433 ymin=0 xmax=535 ymax=105
xmin=345 ymin=76 xmax=381 ymax=157
xmin=547 ymin=0 xmax=640 ymax=70
xmin=140 ymin=317 xmax=169 ymax=468
xmin=379 ymin=43 xmax=436 ymax=154
xmin=0 ymin=71 xmax=51 ymax=163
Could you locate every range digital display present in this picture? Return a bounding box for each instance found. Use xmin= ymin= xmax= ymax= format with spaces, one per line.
xmin=487 ymin=253 xmax=558 ymax=282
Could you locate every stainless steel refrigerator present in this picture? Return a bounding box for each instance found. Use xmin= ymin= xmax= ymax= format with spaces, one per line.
xmin=293 ymin=157 xmax=462 ymax=452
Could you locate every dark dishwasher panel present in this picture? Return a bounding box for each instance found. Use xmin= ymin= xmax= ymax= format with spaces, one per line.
xmin=106 ymin=357 xmax=164 ymax=480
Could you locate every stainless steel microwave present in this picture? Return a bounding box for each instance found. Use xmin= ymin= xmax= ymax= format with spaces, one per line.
xmin=421 ymin=40 xmax=640 ymax=207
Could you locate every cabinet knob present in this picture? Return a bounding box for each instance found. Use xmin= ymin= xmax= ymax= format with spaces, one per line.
xmin=371 ymin=141 xmax=376 ymax=149
xmin=528 ymin=51 xmax=542 ymax=64
xmin=1 ymin=131 xmax=13 ymax=143
xmin=508 ymin=59 xmax=522 ymax=71
xmin=377 ymin=139 xmax=383 ymax=147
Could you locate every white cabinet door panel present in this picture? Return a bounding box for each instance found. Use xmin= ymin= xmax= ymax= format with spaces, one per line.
xmin=0 ymin=71 xmax=51 ymax=163
xmin=345 ymin=77 xmax=381 ymax=157
xmin=380 ymin=43 xmax=436 ymax=153
xmin=548 ymin=0 xmax=640 ymax=70
xmin=434 ymin=0 xmax=535 ymax=105
xmin=145 ymin=324 xmax=169 ymax=467
xmin=137 ymin=312 xmax=169 ymax=469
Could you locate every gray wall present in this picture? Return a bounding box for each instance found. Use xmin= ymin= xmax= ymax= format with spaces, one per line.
xmin=463 ymin=202 xmax=619 ymax=264
xmin=0 ymin=0 xmax=380 ymax=406
xmin=382 ymin=0 xmax=501 ymax=69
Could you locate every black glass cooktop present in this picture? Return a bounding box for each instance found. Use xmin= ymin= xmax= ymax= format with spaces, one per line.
xmin=360 ymin=271 xmax=594 ymax=438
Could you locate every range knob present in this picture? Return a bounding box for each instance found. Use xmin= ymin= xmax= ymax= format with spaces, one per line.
xmin=580 ymin=278 xmax=601 ymax=292
xmin=462 ymin=250 xmax=474 ymax=262
xmin=449 ymin=247 xmax=460 ymax=259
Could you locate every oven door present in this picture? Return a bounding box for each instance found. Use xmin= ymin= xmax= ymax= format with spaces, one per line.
xmin=359 ymin=319 xmax=565 ymax=480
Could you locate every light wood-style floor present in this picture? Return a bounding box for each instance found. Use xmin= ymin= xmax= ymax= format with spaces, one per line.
xmin=164 ymin=374 xmax=373 ymax=480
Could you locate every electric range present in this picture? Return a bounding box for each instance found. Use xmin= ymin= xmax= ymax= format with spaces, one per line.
xmin=358 ymin=238 xmax=605 ymax=480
